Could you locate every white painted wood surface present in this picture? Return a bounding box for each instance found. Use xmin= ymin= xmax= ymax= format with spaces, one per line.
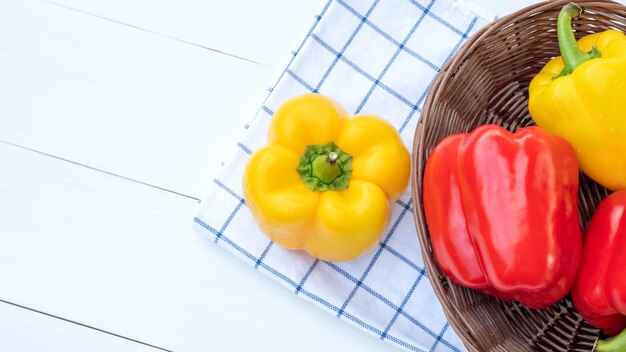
xmin=0 ymin=0 xmax=594 ymax=351
xmin=0 ymin=301 xmax=161 ymax=352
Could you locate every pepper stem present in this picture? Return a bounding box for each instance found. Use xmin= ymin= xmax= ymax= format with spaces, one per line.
xmin=296 ymin=142 xmax=352 ymax=192
xmin=595 ymin=328 xmax=626 ymax=351
xmin=311 ymin=153 xmax=340 ymax=184
xmin=555 ymin=3 xmax=601 ymax=78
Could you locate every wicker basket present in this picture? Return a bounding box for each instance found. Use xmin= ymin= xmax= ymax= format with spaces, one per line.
xmin=411 ymin=0 xmax=626 ymax=351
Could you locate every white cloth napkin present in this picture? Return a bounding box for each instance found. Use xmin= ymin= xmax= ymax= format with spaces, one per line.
xmin=195 ymin=0 xmax=494 ymax=350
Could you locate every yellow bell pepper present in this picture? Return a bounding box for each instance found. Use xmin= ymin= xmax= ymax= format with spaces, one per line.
xmin=242 ymin=93 xmax=410 ymax=262
xmin=529 ymin=3 xmax=626 ymax=191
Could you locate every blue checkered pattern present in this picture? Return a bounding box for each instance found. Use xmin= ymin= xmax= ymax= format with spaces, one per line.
xmin=195 ymin=0 xmax=493 ymax=351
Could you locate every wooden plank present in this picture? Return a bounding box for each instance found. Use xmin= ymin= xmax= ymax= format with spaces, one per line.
xmin=0 ymin=300 xmax=166 ymax=352
xmin=0 ymin=141 xmax=399 ymax=351
xmin=0 ymin=0 xmax=276 ymax=199
xmin=46 ymin=0 xmax=327 ymax=66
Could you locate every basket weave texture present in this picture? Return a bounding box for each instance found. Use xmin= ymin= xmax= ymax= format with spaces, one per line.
xmin=411 ymin=1 xmax=626 ymax=351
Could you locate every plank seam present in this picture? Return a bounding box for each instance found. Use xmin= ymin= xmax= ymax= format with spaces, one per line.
xmin=0 ymin=139 xmax=200 ymax=202
xmin=43 ymin=0 xmax=266 ymax=66
xmin=0 ymin=299 xmax=173 ymax=352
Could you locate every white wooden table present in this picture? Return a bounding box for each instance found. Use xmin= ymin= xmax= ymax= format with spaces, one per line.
xmin=0 ymin=1 xmax=562 ymax=351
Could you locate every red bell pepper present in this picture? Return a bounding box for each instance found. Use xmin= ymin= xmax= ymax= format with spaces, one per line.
xmin=573 ymin=189 xmax=626 ymax=339
xmin=423 ymin=124 xmax=582 ymax=309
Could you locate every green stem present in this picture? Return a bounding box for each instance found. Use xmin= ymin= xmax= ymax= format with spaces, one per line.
xmin=595 ymin=328 xmax=626 ymax=351
xmin=296 ymin=142 xmax=352 ymax=192
xmin=555 ymin=3 xmax=601 ymax=78
xmin=311 ymin=152 xmax=340 ymax=184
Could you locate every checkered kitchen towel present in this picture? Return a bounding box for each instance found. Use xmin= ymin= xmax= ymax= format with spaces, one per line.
xmin=195 ymin=0 xmax=495 ymax=351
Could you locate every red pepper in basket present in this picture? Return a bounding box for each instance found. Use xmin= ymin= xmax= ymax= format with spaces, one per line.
xmin=423 ymin=124 xmax=581 ymax=309
xmin=573 ymin=190 xmax=626 ymax=338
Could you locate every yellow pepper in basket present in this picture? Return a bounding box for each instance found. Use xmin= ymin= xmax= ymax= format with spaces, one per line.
xmin=242 ymin=94 xmax=410 ymax=262
xmin=529 ymin=3 xmax=626 ymax=191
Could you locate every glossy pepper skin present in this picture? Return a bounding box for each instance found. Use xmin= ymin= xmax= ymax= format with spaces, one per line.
xmin=243 ymin=93 xmax=410 ymax=262
xmin=572 ymin=190 xmax=626 ymax=338
xmin=423 ymin=124 xmax=582 ymax=309
xmin=528 ymin=3 xmax=626 ymax=191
